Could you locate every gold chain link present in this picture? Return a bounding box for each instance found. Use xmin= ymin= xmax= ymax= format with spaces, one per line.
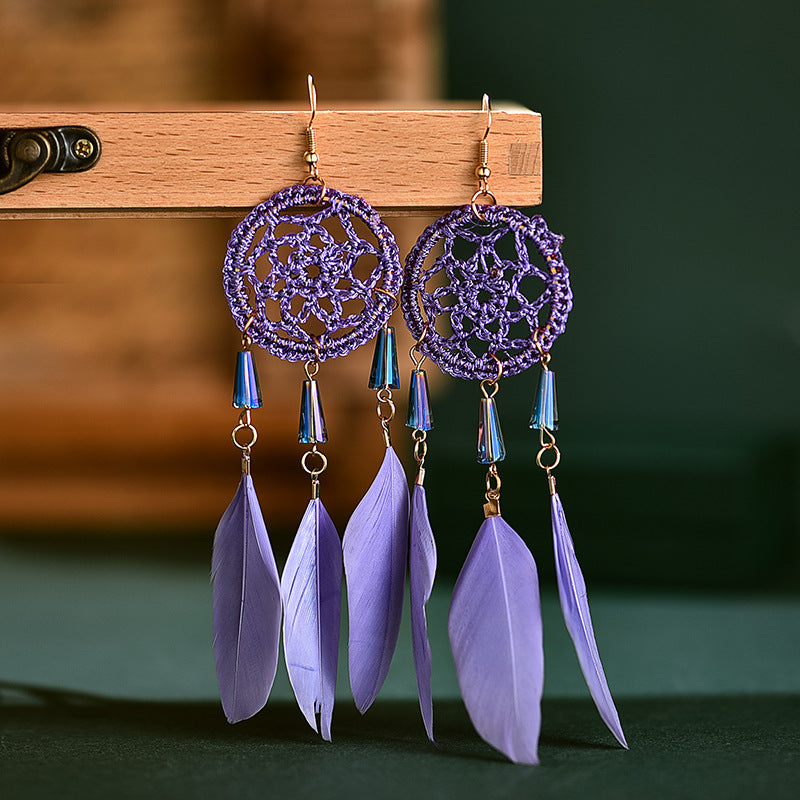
xmin=301 ymin=444 xmax=328 ymax=479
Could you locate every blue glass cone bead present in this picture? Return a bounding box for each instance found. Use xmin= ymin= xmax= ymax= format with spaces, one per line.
xmin=478 ymin=397 xmax=506 ymax=464
xmin=368 ymin=326 xmax=400 ymax=390
xmin=406 ymin=368 xmax=434 ymax=430
xmin=299 ymin=379 xmax=328 ymax=443
xmin=529 ymin=369 xmax=558 ymax=431
xmin=233 ymin=351 xmax=263 ymax=409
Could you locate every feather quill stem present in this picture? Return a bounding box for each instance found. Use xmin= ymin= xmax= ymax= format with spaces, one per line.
xmin=342 ymin=446 xmax=410 ymax=713
xmin=211 ymin=475 xmax=282 ymax=723
xmin=551 ymin=492 xmax=628 ymax=748
xmin=448 ymin=515 xmax=544 ymax=765
xmin=409 ymin=483 xmax=437 ymax=741
xmin=281 ymin=497 xmax=343 ymax=741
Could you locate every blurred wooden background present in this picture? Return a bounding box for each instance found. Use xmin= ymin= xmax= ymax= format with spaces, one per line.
xmin=0 ymin=0 xmax=440 ymax=532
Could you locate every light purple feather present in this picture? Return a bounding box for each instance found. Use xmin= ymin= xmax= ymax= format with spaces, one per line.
xmin=211 ymin=474 xmax=282 ymax=723
xmin=448 ymin=515 xmax=544 ymax=765
xmin=409 ymin=483 xmax=437 ymax=741
xmin=281 ymin=498 xmax=343 ymax=741
xmin=342 ymin=446 xmax=410 ymax=713
xmin=551 ymin=492 xmax=628 ymax=748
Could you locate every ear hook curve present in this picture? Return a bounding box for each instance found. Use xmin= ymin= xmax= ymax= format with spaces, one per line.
xmin=481 ymin=93 xmax=492 ymax=142
xmin=302 ymin=74 xmax=325 ymax=195
xmin=307 ymin=74 xmax=317 ymax=129
xmin=472 ymin=93 xmax=496 ymax=219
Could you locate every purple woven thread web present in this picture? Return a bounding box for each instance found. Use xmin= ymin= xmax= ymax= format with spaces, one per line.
xmin=224 ymin=183 xmax=401 ymax=362
xmin=401 ymin=205 xmax=572 ymax=380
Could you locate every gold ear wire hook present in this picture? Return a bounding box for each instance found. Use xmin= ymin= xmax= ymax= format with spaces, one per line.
xmin=303 ymin=74 xmax=326 ymax=197
xmin=472 ymin=93 xmax=497 ymax=220
xmin=307 ymin=74 xmax=317 ymax=129
xmin=481 ymin=93 xmax=492 ymax=142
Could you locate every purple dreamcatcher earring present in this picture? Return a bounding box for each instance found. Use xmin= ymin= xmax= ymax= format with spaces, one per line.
xmin=401 ymin=96 xmax=626 ymax=764
xmin=214 ymin=76 xmax=402 ymax=740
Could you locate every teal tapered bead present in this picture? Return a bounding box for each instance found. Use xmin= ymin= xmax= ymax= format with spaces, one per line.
xmin=299 ymin=379 xmax=328 ymax=443
xmin=233 ymin=351 xmax=262 ymax=409
xmin=368 ymin=326 xmax=400 ymax=389
xmin=529 ymin=369 xmax=558 ymax=431
xmin=406 ymin=368 xmax=433 ymax=431
xmin=477 ymin=396 xmax=506 ymax=464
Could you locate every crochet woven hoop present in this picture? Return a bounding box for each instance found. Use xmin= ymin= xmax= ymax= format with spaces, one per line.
xmin=224 ymin=183 xmax=401 ymax=362
xmin=401 ymin=205 xmax=572 ymax=381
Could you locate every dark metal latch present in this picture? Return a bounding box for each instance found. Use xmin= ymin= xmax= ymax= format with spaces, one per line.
xmin=0 ymin=126 xmax=101 ymax=196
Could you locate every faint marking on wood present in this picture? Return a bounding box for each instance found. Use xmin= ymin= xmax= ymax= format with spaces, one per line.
xmin=0 ymin=107 xmax=543 ymax=217
xmin=508 ymin=142 xmax=541 ymax=176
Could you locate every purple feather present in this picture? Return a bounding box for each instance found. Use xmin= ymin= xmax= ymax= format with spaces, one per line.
xmin=342 ymin=446 xmax=410 ymax=713
xmin=409 ymin=483 xmax=437 ymax=741
xmin=211 ymin=474 xmax=282 ymax=723
xmin=551 ymin=492 xmax=628 ymax=748
xmin=281 ymin=498 xmax=343 ymax=741
xmin=448 ymin=515 xmax=544 ymax=765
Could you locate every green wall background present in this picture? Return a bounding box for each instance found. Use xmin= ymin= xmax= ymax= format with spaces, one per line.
xmin=426 ymin=1 xmax=800 ymax=587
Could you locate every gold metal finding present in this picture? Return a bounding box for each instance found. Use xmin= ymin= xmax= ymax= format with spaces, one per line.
xmin=301 ymin=444 xmax=328 ymax=479
xmin=483 ymin=462 xmax=502 ymax=517
xmin=479 ymin=353 xmax=503 ymax=398
xmin=409 ymin=321 xmax=430 ymax=369
xmin=472 ymin=94 xmax=497 ymax=220
xmin=303 ymin=74 xmax=326 ymax=199
xmin=232 ymin=409 xmax=258 ymax=463
xmin=536 ymin=425 xmax=561 ymax=472
xmin=412 ymin=429 xmax=428 ymax=485
xmin=303 ymin=335 xmax=322 ymax=379
xmin=532 ymin=328 xmax=551 ymax=369
xmin=376 ymin=387 xmax=394 ymax=406
xmin=471 ymin=188 xmax=497 ymax=221
xmin=376 ymin=388 xmax=396 ymax=447
xmin=480 ymin=377 xmax=499 ymax=399
xmin=531 ymin=329 xmax=562 ymax=486
xmin=409 ymin=320 xmax=432 ymax=484
xmin=305 ymin=127 xmax=317 ymax=161
xmin=409 ymin=342 xmax=427 ymax=370
xmin=372 ymin=287 xmax=399 ymax=313
xmin=306 ymin=73 xmax=317 ymax=127
xmin=477 ymin=94 xmax=492 ymax=186
xmin=242 ymin=313 xmax=256 ymax=350
xmin=481 ymin=93 xmax=492 ymax=142
xmin=412 ymin=429 xmax=427 ymax=462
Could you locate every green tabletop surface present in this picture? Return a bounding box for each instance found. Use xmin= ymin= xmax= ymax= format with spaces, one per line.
xmin=1 ymin=540 xmax=798 ymax=799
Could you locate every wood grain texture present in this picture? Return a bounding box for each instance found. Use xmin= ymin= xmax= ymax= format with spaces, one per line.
xmin=0 ymin=0 xmax=446 ymax=532
xmin=0 ymin=107 xmax=542 ymax=217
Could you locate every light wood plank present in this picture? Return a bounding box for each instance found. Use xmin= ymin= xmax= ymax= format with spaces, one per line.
xmin=0 ymin=106 xmax=542 ymax=217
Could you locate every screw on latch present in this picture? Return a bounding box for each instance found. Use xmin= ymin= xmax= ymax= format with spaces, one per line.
xmin=72 ymin=138 xmax=94 ymax=159
xmin=1 ymin=126 xmax=101 ymax=196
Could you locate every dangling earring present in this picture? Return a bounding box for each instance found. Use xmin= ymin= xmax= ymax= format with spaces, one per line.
xmin=402 ymin=96 xmax=549 ymax=763
xmin=401 ymin=94 xmax=626 ymax=765
xmin=218 ymin=76 xmax=402 ymax=740
xmin=531 ymin=336 xmax=628 ymax=750
xmin=342 ymin=287 xmax=411 ymax=715
xmin=406 ymin=324 xmax=437 ymax=742
xmin=211 ymin=313 xmax=282 ymax=725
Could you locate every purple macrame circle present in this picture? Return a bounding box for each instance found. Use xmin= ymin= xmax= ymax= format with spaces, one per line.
xmin=224 ymin=183 xmax=401 ymax=362
xmin=401 ymin=205 xmax=573 ymax=380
